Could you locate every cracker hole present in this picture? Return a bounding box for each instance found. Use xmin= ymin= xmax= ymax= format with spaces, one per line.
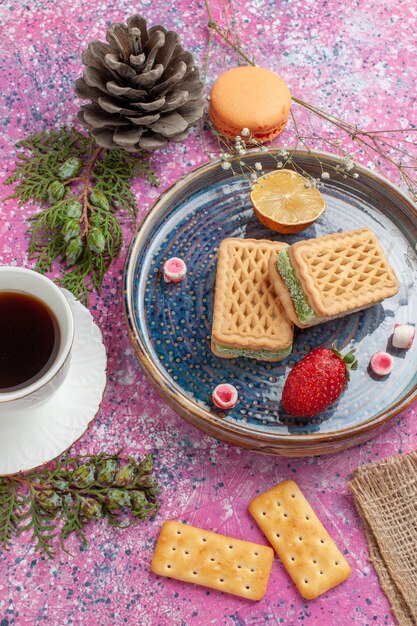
xmin=262 ymin=511 xmax=266 ymax=516
xmin=176 ymin=530 xmax=181 ymax=535
xmin=210 ymin=557 xmax=215 ymax=562
xmin=283 ymin=513 xmax=288 ymax=518
xmin=305 ymin=516 xmax=310 ymax=521
xmin=320 ymin=571 xmax=324 ymax=575
xmin=172 ymin=546 xmax=176 ymax=551
xmin=276 ymin=501 xmax=281 ymax=507
xmin=192 ymin=571 xmax=198 ymax=575
xmin=312 ymin=559 xmax=317 ymax=564
xmin=245 ymin=586 xmax=250 ymax=590
xmin=228 ymin=545 xmax=234 ymax=549
xmin=298 ymin=536 xmax=303 ymax=541
xmin=290 ymin=557 xmax=295 ymax=562
xmin=275 ymin=533 xmax=280 ymax=538
xmin=219 ymin=578 xmax=224 ymax=583
xmin=304 ymin=579 xmax=308 ymax=584
xmin=291 ymin=494 xmax=296 ymax=498
xmin=335 ymin=561 xmax=339 ymax=566
xmin=250 ymin=568 xmax=255 ymax=573
xmin=202 ymin=538 xmax=207 ymax=542
xmin=320 ymin=539 xmax=325 ymax=544
xmin=254 ymin=552 xmax=259 ymax=556
xmin=184 ymin=550 xmax=190 ymax=555
xmin=167 ymin=564 xmax=172 ymax=569
xmin=237 ymin=564 xmax=242 ymax=569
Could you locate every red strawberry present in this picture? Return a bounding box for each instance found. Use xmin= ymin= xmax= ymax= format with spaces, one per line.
xmin=282 ymin=342 xmax=358 ymax=418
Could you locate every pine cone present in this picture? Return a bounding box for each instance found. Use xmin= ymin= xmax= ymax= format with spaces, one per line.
xmin=75 ymin=15 xmax=205 ymax=152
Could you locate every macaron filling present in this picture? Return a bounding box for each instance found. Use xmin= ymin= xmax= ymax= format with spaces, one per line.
xmin=277 ymin=250 xmax=317 ymax=324
xmin=209 ymin=109 xmax=287 ymax=142
xmin=214 ymin=342 xmax=292 ymax=360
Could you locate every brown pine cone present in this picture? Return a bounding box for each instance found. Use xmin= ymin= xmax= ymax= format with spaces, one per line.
xmin=75 ymin=15 xmax=205 ymax=151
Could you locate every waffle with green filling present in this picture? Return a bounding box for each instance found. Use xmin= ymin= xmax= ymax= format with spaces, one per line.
xmin=211 ymin=238 xmax=293 ymax=362
xmin=268 ymin=227 xmax=399 ymax=328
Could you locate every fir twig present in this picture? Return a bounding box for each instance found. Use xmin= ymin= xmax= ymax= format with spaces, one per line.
xmin=18 ymin=486 xmax=58 ymax=559
xmin=0 ymin=451 xmax=160 ymax=559
xmin=5 ymin=128 xmax=160 ymax=305
xmin=0 ymin=479 xmax=24 ymax=549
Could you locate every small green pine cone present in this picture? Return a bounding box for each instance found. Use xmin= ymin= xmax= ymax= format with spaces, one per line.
xmin=130 ymin=490 xmax=148 ymax=513
xmin=138 ymin=454 xmax=153 ymax=474
xmin=66 ymin=237 xmax=83 ymax=265
xmin=58 ymin=157 xmax=83 ymax=181
xmin=62 ymin=219 xmax=80 ymax=242
xmin=113 ymin=463 xmax=136 ymax=487
xmin=137 ymin=474 xmax=159 ymax=491
xmin=71 ymin=464 xmax=95 ymax=488
xmin=80 ymin=497 xmax=102 ymax=519
xmin=87 ymin=227 xmax=106 ymax=253
xmin=52 ymin=479 xmax=69 ymax=491
xmin=105 ymin=489 xmax=131 ymax=510
xmin=90 ymin=189 xmax=110 ymax=211
xmin=96 ymin=459 xmax=118 ymax=485
xmin=49 ymin=180 xmax=66 ymax=202
xmin=66 ymin=200 xmax=82 ymax=218
xmin=63 ymin=493 xmax=73 ymax=506
xmin=36 ymin=489 xmax=62 ymax=513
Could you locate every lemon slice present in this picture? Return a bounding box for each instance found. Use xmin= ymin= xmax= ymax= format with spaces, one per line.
xmin=250 ymin=169 xmax=326 ymax=233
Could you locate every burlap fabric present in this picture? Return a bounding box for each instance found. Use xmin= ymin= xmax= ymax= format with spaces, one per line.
xmin=349 ymin=450 xmax=417 ymax=626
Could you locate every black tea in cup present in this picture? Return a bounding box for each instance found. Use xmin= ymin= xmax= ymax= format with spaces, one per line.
xmin=0 ymin=291 xmax=60 ymax=392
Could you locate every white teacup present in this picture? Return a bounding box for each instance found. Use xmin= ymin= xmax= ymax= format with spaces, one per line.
xmin=0 ymin=267 xmax=74 ymax=410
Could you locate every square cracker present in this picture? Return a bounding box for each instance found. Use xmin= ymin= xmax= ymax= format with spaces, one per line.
xmin=249 ymin=480 xmax=351 ymax=600
xmin=151 ymin=520 xmax=274 ymax=601
xmin=211 ymin=238 xmax=293 ymax=358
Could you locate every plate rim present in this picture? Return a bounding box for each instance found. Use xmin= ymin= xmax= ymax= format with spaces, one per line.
xmin=123 ymin=148 xmax=417 ymax=450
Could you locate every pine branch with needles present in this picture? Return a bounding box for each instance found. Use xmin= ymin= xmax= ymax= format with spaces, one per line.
xmin=0 ymin=451 xmax=160 ymax=559
xmin=5 ymin=128 xmax=160 ymax=304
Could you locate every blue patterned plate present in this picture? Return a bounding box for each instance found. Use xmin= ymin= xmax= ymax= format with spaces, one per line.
xmin=123 ymin=150 xmax=417 ymax=456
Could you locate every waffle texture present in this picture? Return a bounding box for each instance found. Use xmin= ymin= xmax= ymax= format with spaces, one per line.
xmin=270 ymin=228 xmax=398 ymax=328
xmin=211 ymin=238 xmax=293 ymax=361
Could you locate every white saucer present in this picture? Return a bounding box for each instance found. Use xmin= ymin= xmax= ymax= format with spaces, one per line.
xmin=0 ymin=289 xmax=107 ymax=475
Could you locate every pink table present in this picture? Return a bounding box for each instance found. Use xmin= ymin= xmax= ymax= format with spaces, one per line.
xmin=1 ymin=1 xmax=416 ymax=623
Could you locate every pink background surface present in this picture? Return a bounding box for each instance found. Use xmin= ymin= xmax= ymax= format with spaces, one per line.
xmin=1 ymin=1 xmax=416 ymax=624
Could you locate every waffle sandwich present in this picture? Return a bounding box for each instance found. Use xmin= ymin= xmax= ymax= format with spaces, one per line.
xmin=211 ymin=238 xmax=293 ymax=361
xmin=268 ymin=227 xmax=399 ymax=328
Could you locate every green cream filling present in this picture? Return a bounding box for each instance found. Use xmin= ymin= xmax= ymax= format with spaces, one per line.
xmin=215 ymin=343 xmax=292 ymax=360
xmin=277 ymin=250 xmax=317 ymax=324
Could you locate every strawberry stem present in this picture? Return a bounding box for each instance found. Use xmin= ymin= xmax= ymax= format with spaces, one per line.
xmin=331 ymin=340 xmax=358 ymax=373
